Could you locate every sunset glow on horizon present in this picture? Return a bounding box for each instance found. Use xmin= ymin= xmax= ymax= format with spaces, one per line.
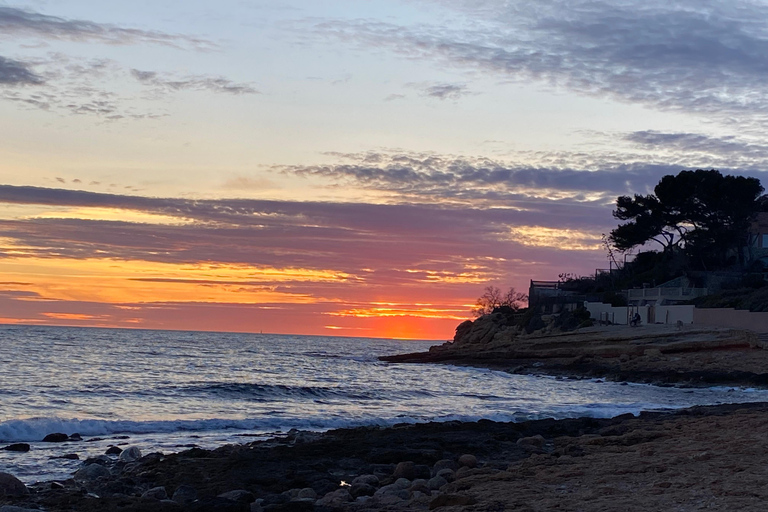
xmin=2 ymin=1 xmax=768 ymax=339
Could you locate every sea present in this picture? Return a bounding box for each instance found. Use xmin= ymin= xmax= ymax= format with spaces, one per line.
xmin=3 ymin=325 xmax=768 ymax=484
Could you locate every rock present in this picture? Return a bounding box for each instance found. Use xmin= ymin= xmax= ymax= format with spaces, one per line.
xmin=352 ymin=474 xmax=379 ymax=486
xmin=409 ymin=478 xmax=430 ymax=494
xmin=83 ymin=455 xmax=111 ymax=466
xmin=69 ymin=433 xmax=83 ymax=441
xmin=142 ymin=486 xmax=168 ymax=500
xmin=73 ymin=463 xmax=111 ymax=482
xmin=172 ymin=484 xmax=198 ymax=505
xmin=432 ymin=459 xmax=458 ymax=475
xmin=436 ymin=468 xmax=455 ymax=482
xmin=393 ymin=478 xmax=411 ymax=489
xmin=619 ymin=353 xmax=630 ymax=363
xmin=50 ymin=453 xmax=79 ymax=460
xmin=350 ymin=483 xmax=376 ymax=498
xmin=414 ymin=464 xmax=432 ymax=479
xmin=118 ymin=446 xmax=142 ymax=462
xmin=428 ymin=475 xmax=448 ymax=490
xmin=187 ymin=497 xmax=248 ymax=511
xmin=517 ymin=434 xmax=546 ymax=449
xmin=455 ymin=466 xmax=472 ymax=479
xmin=316 ymin=488 xmax=352 ymax=508
xmin=0 ymin=473 xmax=28 ymax=497
xmin=105 ymin=445 xmax=122 ymax=455
xmin=42 ymin=433 xmax=69 ymax=443
xmin=218 ymin=489 xmax=255 ymax=503
xmin=429 ymin=494 xmax=476 ymax=509
xmin=296 ymin=488 xmax=317 ymax=500
xmin=458 ymin=453 xmax=477 ymax=468
xmin=2 ymin=444 xmax=30 ymax=453
xmin=0 ymin=506 xmax=40 ymax=512
xmin=393 ymin=460 xmax=415 ymax=479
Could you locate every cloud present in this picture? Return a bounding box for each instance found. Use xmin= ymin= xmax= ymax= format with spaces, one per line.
xmin=0 ymin=6 xmax=214 ymax=50
xmin=0 ymin=185 xmax=612 ymax=281
xmin=311 ymin=0 xmax=768 ymax=127
xmin=409 ymin=82 xmax=471 ymax=100
xmin=282 ymin=151 xmax=682 ymax=204
xmin=131 ymin=69 xmax=259 ymax=95
xmin=0 ymin=55 xmax=43 ymax=85
xmin=624 ymin=131 xmax=768 ymax=161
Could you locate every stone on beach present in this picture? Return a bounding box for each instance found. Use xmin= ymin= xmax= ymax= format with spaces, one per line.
xmin=392 ymin=460 xmax=415 ymax=479
xmin=171 ymin=484 xmax=198 ymax=505
xmin=350 ymin=482 xmax=376 ymax=498
xmin=73 ymin=463 xmax=111 ymax=483
xmin=351 ymin=474 xmax=379 ymax=486
xmin=296 ymin=488 xmax=317 ymax=500
xmin=218 ymin=489 xmax=255 ymax=503
xmin=105 ymin=445 xmax=122 ymax=455
xmin=316 ymin=488 xmax=352 ymax=507
xmin=42 ymin=433 xmax=68 ymax=443
xmin=458 ymin=453 xmax=477 ymax=468
xmin=1 ymin=444 xmax=29 ymax=453
xmin=428 ymin=475 xmax=448 ymax=490
xmin=517 ymin=434 xmax=546 ymax=450
xmin=436 ymin=468 xmax=455 ymax=481
xmin=0 ymin=472 xmax=28 ymax=497
xmin=141 ymin=486 xmax=168 ymax=500
xmin=432 ymin=459 xmax=458 ymax=474
xmin=118 ymin=445 xmax=142 ymax=462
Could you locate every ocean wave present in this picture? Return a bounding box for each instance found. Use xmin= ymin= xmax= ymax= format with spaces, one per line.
xmin=0 ymin=403 xmax=678 ymax=443
xmin=166 ymin=382 xmax=436 ymax=402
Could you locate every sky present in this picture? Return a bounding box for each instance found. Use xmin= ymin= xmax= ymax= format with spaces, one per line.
xmin=2 ymin=0 xmax=768 ymax=339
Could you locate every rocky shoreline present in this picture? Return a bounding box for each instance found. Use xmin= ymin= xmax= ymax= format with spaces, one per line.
xmin=4 ymin=402 xmax=768 ymax=511
xmin=381 ymin=313 xmax=768 ymax=387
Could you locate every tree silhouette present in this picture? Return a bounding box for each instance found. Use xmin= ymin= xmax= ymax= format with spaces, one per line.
xmin=472 ymin=286 xmax=528 ymax=317
xmin=609 ymin=169 xmax=763 ymax=268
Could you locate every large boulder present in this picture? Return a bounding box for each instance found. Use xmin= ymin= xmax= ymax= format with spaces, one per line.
xmin=0 ymin=473 xmax=27 ymax=497
xmin=1 ymin=444 xmax=29 ymax=453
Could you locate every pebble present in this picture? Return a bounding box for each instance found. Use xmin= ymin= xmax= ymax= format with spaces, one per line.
xmin=517 ymin=434 xmax=546 ymax=449
xmin=73 ymin=464 xmax=111 ymax=483
xmin=296 ymin=487 xmax=317 ymax=500
xmin=105 ymin=446 xmax=122 ymax=455
xmin=393 ymin=461 xmax=415 ymax=479
xmin=352 ymin=474 xmax=379 ymax=486
xmin=218 ymin=489 xmax=255 ymax=503
xmin=432 ymin=459 xmax=458 ymax=474
xmin=458 ymin=453 xmax=477 ymax=468
xmin=118 ymin=446 xmax=142 ymax=462
xmin=428 ymin=475 xmax=448 ymax=490
xmin=436 ymin=468 xmax=455 ymax=482
xmin=141 ymin=486 xmax=168 ymax=500
xmin=317 ymin=488 xmax=352 ymax=507
xmin=172 ymin=484 xmax=198 ymax=505
xmin=350 ymin=483 xmax=376 ymax=498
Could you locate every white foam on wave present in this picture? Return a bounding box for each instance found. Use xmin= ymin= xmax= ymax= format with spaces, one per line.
xmin=0 ymin=400 xmax=697 ymax=443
